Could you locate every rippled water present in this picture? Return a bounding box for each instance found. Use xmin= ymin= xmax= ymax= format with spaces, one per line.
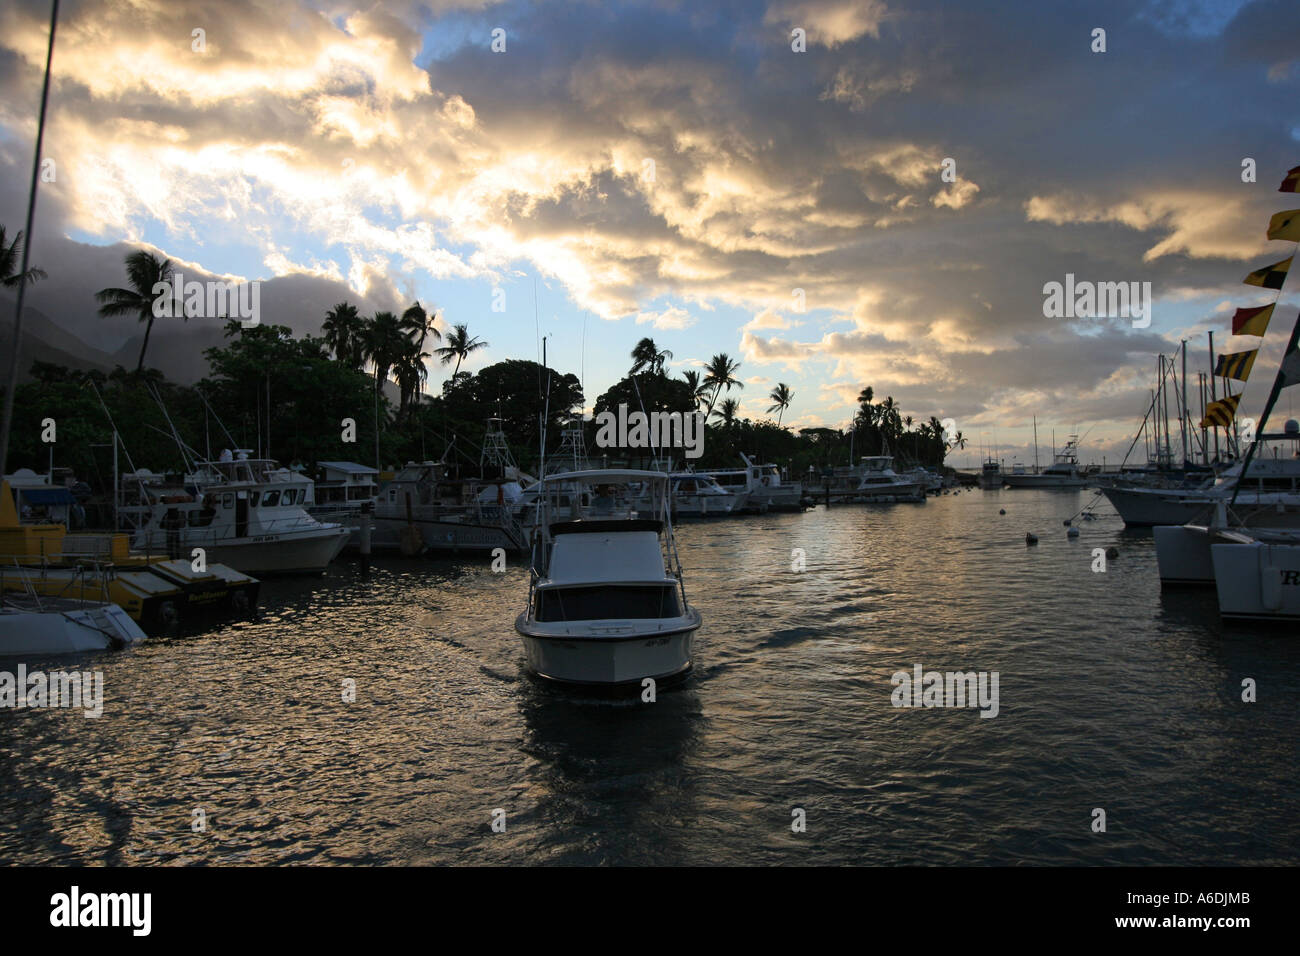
xmin=2 ymin=488 xmax=1297 ymax=865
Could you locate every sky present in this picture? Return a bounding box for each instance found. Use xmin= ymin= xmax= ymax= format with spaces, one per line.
xmin=1 ymin=0 xmax=1299 ymax=468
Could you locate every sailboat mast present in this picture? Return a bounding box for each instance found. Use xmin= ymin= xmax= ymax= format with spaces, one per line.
xmin=1032 ymin=415 xmax=1039 ymax=473
xmin=1208 ymin=331 xmax=1219 ymax=460
xmin=1180 ymin=339 xmax=1189 ymax=467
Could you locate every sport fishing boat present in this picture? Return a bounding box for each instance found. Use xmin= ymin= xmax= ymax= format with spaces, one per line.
xmin=707 ymin=454 xmax=805 ymax=513
xmin=371 ymin=422 xmax=532 ymax=555
xmin=122 ymin=454 xmax=348 ymax=574
xmin=978 ymin=456 xmax=1003 ymax=489
xmin=515 ymin=470 xmax=701 ymax=686
xmin=1002 ymin=434 xmax=1087 ymax=488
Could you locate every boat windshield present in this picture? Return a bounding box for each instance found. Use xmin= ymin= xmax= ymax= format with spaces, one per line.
xmin=536 ymin=584 xmax=682 ymax=621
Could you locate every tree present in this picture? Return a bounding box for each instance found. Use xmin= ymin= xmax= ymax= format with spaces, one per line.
xmin=436 ymin=323 xmax=487 ymax=380
xmin=0 ymin=225 xmax=46 ymax=288
xmin=680 ymin=369 xmax=708 ymax=410
xmin=95 ymin=250 xmax=175 ymax=373
xmin=630 ymin=337 xmax=672 ymax=376
xmin=712 ymin=397 xmax=739 ymax=427
xmin=401 ymin=301 xmax=442 ymax=353
xmin=363 ymin=310 xmax=405 ymax=396
xmin=702 ymin=352 xmax=743 ymax=415
xmin=322 ymin=301 xmax=366 ymax=369
xmin=767 ymin=382 xmax=794 ymax=425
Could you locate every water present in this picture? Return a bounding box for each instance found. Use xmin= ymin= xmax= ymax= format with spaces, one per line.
xmin=2 ymin=488 xmax=1297 ymax=865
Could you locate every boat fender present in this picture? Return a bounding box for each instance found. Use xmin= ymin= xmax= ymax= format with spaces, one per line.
xmin=1260 ymin=546 xmax=1283 ymax=611
xmin=1067 ymin=527 xmax=1080 ymax=538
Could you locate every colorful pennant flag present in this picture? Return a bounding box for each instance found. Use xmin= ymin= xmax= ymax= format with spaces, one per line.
xmin=1267 ymin=209 xmax=1300 ymax=242
xmin=1282 ymin=343 xmax=1300 ymax=389
xmin=1200 ymin=393 xmax=1241 ymax=429
xmin=1231 ymin=303 xmax=1275 ymax=336
xmin=1214 ymin=349 xmax=1258 ymax=381
xmin=1281 ymin=165 xmax=1300 ymax=193
xmin=1244 ymin=255 xmax=1292 ymax=289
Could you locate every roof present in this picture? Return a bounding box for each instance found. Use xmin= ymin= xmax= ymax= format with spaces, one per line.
xmin=318 ymin=461 xmax=380 ymax=474
xmin=19 ymin=487 xmax=76 ymax=505
xmin=538 ymin=468 xmax=668 ymax=484
xmin=550 ymin=519 xmax=663 ymax=535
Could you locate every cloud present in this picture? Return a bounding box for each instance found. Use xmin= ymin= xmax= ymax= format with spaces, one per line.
xmin=634 ymin=305 xmax=695 ymax=329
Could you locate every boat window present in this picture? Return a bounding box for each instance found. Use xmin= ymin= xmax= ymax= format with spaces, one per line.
xmin=536 ymin=585 xmax=683 ymax=622
xmin=263 ymin=490 xmax=280 ymax=507
xmin=283 ymin=488 xmax=297 ymax=505
xmin=188 ymin=506 xmax=217 ymax=527
xmin=222 ymin=493 xmax=234 ymax=509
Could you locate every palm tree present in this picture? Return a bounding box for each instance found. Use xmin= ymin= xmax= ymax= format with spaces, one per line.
xmin=630 ymin=336 xmax=672 ymax=376
xmin=393 ymin=337 xmax=430 ymax=421
xmin=712 ymin=397 xmax=739 ymax=427
xmin=322 ymin=301 xmax=366 ymax=369
xmin=702 ymin=352 xmax=743 ymax=415
xmin=0 ymin=226 xmax=46 ymax=288
xmin=401 ymin=301 xmax=442 ymax=353
xmin=363 ymin=310 xmax=405 ymax=395
xmin=95 ymin=250 xmax=175 ymax=373
xmin=681 ymin=369 xmax=708 ymax=410
xmin=767 ymin=382 xmax=794 ymax=425
xmin=435 ymin=323 xmax=487 ymax=379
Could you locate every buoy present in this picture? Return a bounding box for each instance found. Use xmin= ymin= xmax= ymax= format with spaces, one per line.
xmin=1063 ymin=519 xmax=1072 ymax=526
xmin=1105 ymin=546 xmax=1119 ymax=560
xmin=999 ymin=508 xmax=1006 ymax=515
xmin=1067 ymin=527 xmax=1079 ymax=538
xmin=1025 ymin=532 xmax=1038 ymax=545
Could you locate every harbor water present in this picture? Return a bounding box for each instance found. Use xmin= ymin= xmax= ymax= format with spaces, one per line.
xmin=2 ymin=488 xmax=1297 ymax=865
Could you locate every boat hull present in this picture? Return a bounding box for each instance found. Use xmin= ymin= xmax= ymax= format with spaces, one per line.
xmin=0 ymin=603 xmax=147 ymax=656
xmin=1001 ymin=475 xmax=1087 ymax=489
xmin=1212 ymin=541 xmax=1300 ymax=621
xmin=1153 ymin=524 xmax=1217 ymax=586
xmin=516 ymin=612 xmax=700 ymax=685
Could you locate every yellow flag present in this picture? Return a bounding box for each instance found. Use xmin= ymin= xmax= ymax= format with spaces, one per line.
xmin=1267 ymin=209 xmax=1300 ymax=242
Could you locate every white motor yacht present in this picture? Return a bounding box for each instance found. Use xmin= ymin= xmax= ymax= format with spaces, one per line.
xmin=854 ymin=456 xmax=925 ymax=501
xmin=668 ymin=473 xmax=738 ymax=516
xmin=515 ymin=470 xmax=701 ymax=686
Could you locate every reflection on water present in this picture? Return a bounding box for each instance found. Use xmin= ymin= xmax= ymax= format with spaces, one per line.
xmin=1 ymin=489 xmax=1297 ymax=865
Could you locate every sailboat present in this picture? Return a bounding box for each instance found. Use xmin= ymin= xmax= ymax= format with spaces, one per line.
xmin=1153 ymin=163 xmax=1300 ymax=620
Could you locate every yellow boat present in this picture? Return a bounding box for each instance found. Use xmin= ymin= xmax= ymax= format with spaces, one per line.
xmin=1 ymin=480 xmax=259 ymax=629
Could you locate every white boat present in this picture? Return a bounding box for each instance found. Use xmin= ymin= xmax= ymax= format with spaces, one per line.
xmin=0 ymin=595 xmax=147 ymax=656
xmin=853 ymin=456 xmax=925 ymax=501
xmin=1002 ymin=435 xmax=1087 ymax=488
xmin=308 ymin=461 xmax=379 ymax=546
xmin=123 ymin=455 xmax=348 ymax=574
xmin=1211 ymin=530 xmax=1300 ymax=621
xmin=1103 ymin=455 xmax=1300 ymax=527
xmin=708 ymin=454 xmax=805 ymax=512
xmin=668 ymin=472 xmax=738 ymax=516
xmin=977 ymin=457 xmax=1003 ymax=489
xmin=515 ymin=469 xmax=701 ymax=686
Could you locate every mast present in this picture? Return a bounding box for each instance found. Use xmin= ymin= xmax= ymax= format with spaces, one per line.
xmin=1229 ymin=308 xmax=1300 ymax=510
xmin=1029 ymin=416 xmax=1040 ymax=476
xmin=1208 ymin=331 xmax=1219 ymax=461
xmin=1180 ymin=339 xmax=1189 ymax=467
